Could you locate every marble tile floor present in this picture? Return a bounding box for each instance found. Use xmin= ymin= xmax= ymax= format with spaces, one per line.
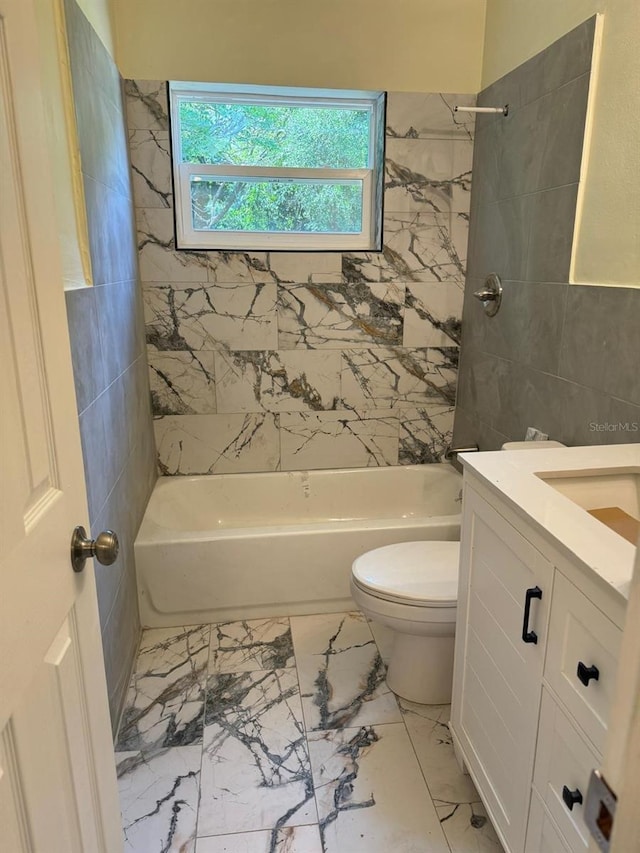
xmin=114 ymin=612 xmax=504 ymax=853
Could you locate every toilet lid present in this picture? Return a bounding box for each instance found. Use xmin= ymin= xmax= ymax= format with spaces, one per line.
xmin=352 ymin=541 xmax=459 ymax=607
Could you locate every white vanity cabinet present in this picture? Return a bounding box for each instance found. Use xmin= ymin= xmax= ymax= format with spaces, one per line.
xmin=451 ymin=471 xmax=627 ymax=853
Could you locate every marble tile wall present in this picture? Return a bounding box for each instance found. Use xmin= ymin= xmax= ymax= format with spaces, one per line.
xmin=454 ymin=17 xmax=640 ymax=450
xmin=64 ymin=0 xmax=156 ymax=730
xmin=125 ymin=84 xmax=476 ymax=472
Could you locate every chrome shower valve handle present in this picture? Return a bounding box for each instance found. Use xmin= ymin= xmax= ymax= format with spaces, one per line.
xmin=473 ymin=273 xmax=503 ymax=317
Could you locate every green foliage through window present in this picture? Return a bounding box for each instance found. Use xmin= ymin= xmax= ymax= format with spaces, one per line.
xmin=190 ymin=177 xmax=363 ymax=234
xmin=179 ymin=99 xmax=370 ymax=236
xmin=170 ymin=84 xmax=384 ymax=249
xmin=179 ymin=102 xmax=370 ymax=169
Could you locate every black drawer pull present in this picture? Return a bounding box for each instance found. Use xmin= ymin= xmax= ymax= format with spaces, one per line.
xmin=522 ymin=586 xmax=542 ymax=644
xmin=577 ymin=662 xmax=600 ymax=686
xmin=562 ymin=785 xmax=583 ymax=811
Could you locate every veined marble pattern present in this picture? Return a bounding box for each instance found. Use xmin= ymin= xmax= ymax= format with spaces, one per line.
xmin=263 ymin=252 xmax=342 ymax=285
xmin=278 ymin=282 xmax=404 ymax=350
xmin=206 ymin=251 xmax=273 ymax=286
xmin=210 ymin=618 xmax=295 ymax=673
xmin=290 ymin=612 xmax=402 ymax=731
xmin=398 ymin=404 xmax=455 ymax=465
xmin=452 ymin=140 xmax=474 ymax=213
xmin=115 ymin=613 xmax=503 ymax=852
xmin=399 ymin=700 xmax=503 ymax=852
xmin=144 ymin=281 xmax=278 ymax=352
xmin=124 ymin=79 xmax=168 ymax=131
xmin=280 ymin=409 xmax=398 ymax=470
xmin=386 ymin=92 xmax=476 ymax=140
xmin=154 ymin=413 xmax=280 ymax=475
xmin=198 ymin=669 xmax=317 ymax=838
xmin=116 ymin=626 xmax=210 ymax=752
xmin=137 ymin=208 xmax=272 ymax=285
xmin=135 ymin=625 xmax=209 ymax=672
xmin=214 ymin=350 xmax=341 ymax=413
xmin=341 ymin=347 xmax=458 ymax=409
xmin=436 ymin=800 xmax=503 ymax=853
xmin=117 ymin=746 xmax=201 ymax=853
xmin=148 ymin=350 xmax=216 ymax=415
xmin=343 ymin=212 xmax=466 ymax=284
xmin=452 ymin=212 xmax=470 ymax=271
xmin=403 ymin=282 xmax=464 ymax=347
xmin=385 ymin=137 xmax=472 ymax=214
xmin=308 ymin=724 xmax=449 ymax=853
xmin=128 ymin=130 xmax=172 ymax=208
xmin=125 ymin=86 xmax=471 ymax=474
xmin=196 ymin=825 xmax=323 ymax=853
xmin=137 ymin=207 xmax=209 ymax=283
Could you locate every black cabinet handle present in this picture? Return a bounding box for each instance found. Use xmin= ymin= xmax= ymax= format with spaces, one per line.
xmin=577 ymin=662 xmax=600 ymax=686
xmin=522 ymin=586 xmax=542 ymax=644
xmin=562 ymin=785 xmax=583 ymax=811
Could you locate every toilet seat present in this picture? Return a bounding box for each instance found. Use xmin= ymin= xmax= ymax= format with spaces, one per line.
xmin=351 ymin=540 xmax=459 ymax=608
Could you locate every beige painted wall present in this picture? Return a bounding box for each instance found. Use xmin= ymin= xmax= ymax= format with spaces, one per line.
xmin=75 ymin=0 xmax=114 ymax=56
xmin=109 ymin=0 xmax=637 ymax=285
xmin=483 ymin=0 xmax=639 ymax=287
xmin=35 ymin=0 xmax=94 ymax=289
xmin=111 ymin=0 xmax=486 ymax=93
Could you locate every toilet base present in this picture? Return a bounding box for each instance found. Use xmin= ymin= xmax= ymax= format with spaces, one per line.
xmin=386 ymin=632 xmax=455 ymax=704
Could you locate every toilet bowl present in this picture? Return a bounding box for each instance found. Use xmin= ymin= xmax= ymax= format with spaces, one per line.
xmin=351 ymin=439 xmax=566 ymax=704
xmin=351 ymin=540 xmax=459 ymax=704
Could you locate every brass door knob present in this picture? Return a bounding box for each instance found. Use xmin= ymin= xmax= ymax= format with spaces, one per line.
xmin=70 ymin=526 xmax=119 ymax=573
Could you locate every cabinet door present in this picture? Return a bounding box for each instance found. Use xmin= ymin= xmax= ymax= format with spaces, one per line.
xmin=525 ymin=793 xmax=572 ymax=853
xmin=533 ymin=689 xmax=599 ymax=851
xmin=451 ymin=485 xmax=554 ymax=853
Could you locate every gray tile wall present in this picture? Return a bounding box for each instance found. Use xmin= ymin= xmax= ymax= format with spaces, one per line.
xmin=64 ymin=0 xmax=157 ymax=731
xmin=454 ymin=17 xmax=640 ymax=450
xmin=125 ymin=84 xmax=477 ymax=473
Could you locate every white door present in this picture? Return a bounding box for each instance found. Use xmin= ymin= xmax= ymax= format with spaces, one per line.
xmin=0 ymin=0 xmax=123 ymax=850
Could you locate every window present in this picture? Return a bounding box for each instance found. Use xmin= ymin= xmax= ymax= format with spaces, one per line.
xmin=169 ymin=82 xmax=385 ymax=251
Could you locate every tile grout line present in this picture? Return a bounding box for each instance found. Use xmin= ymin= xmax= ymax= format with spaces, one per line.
xmin=196 ymin=824 xmax=320 ymax=842
xmin=289 ymin=615 xmax=325 ymax=846
xmin=192 ymin=621 xmax=212 ymax=848
xmin=368 ymin=625 xmax=503 ymax=851
xmin=399 ymin=706 xmax=455 ymax=853
xmin=367 ymin=626 xmax=455 ymax=853
xmin=118 ymin=614 xmax=501 ymax=851
xmin=195 ymin=617 xmax=323 ymax=847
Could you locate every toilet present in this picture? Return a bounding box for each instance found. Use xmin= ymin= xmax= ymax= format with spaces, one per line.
xmin=351 ymin=439 xmax=566 ymax=705
xmin=351 ymin=540 xmax=459 ymax=704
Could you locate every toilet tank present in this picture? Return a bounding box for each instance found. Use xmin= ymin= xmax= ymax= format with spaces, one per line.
xmin=501 ymin=441 xmax=566 ymax=451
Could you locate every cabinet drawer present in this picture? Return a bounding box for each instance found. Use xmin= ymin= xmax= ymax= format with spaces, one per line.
xmin=545 ymin=573 xmax=622 ymax=753
xmin=533 ymin=689 xmax=599 ymax=851
xmin=525 ymin=792 xmax=572 ymax=853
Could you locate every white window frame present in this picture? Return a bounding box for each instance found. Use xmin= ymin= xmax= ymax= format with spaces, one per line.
xmin=169 ymin=81 xmax=384 ymax=252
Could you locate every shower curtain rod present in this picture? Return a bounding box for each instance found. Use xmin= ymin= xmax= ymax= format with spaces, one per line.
xmin=454 ymin=105 xmax=509 ymax=116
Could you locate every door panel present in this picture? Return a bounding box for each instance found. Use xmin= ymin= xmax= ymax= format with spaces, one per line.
xmin=0 ymin=732 xmax=32 ymax=852
xmin=0 ymin=1 xmax=122 ymax=849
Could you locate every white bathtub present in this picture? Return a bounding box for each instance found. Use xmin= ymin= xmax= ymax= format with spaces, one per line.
xmin=134 ymin=464 xmax=462 ymax=627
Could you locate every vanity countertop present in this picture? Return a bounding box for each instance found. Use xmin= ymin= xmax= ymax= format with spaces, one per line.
xmin=459 ymin=444 xmax=640 ymax=600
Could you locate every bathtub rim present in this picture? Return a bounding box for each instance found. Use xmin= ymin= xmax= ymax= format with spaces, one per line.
xmin=136 ymin=463 xmax=463 ymax=545
xmin=135 ymin=512 xmax=463 ymax=546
